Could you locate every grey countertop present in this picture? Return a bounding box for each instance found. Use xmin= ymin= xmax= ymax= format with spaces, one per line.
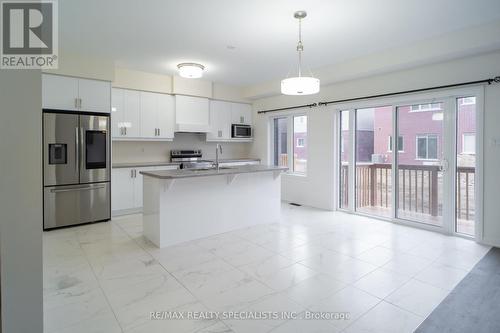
xmin=112 ymin=158 xmax=261 ymax=169
xmin=112 ymin=161 xmax=180 ymax=168
xmin=140 ymin=165 xmax=287 ymax=179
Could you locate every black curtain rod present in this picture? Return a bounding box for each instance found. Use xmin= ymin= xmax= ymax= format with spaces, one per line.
xmin=257 ymin=75 xmax=500 ymax=114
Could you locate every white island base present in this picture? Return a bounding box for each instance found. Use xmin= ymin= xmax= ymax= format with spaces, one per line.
xmin=141 ymin=168 xmax=284 ymax=248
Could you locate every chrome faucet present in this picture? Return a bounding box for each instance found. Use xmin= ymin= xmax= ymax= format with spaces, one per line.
xmin=215 ymin=144 xmax=223 ymax=171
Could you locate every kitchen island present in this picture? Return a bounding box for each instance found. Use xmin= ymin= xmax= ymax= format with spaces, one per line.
xmin=140 ymin=165 xmax=288 ymax=248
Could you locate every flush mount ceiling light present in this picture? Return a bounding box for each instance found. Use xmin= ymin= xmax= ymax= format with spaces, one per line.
xmin=177 ymin=63 xmax=205 ymax=78
xmin=281 ymin=11 xmax=320 ymax=95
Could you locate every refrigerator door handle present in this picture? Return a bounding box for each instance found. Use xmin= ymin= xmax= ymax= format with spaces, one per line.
xmin=75 ymin=127 xmax=79 ymax=173
xmin=80 ymin=128 xmax=85 ymax=173
xmin=50 ymin=185 xmax=106 ymax=193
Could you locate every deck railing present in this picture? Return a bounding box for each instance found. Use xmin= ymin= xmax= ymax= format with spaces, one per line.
xmin=456 ymin=166 xmax=475 ymax=220
xmin=341 ymin=163 xmax=474 ymax=220
xmin=279 ymin=154 xmax=288 ymax=167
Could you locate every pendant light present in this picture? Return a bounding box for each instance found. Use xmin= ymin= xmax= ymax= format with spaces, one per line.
xmin=281 ymin=11 xmax=320 ymax=95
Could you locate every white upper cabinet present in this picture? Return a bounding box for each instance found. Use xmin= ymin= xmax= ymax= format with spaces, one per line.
xmin=111 ymin=88 xmax=140 ymax=138
xmin=42 ymin=74 xmax=110 ymax=113
xmin=157 ymin=93 xmax=175 ymax=139
xmin=175 ymin=95 xmax=210 ymax=132
xmin=207 ymin=100 xmax=232 ymax=141
xmin=42 ymin=74 xmax=79 ymax=110
xmin=231 ymin=102 xmax=252 ymax=125
xmin=206 ymin=100 xmax=253 ymax=142
xmin=140 ymin=91 xmax=157 ymax=139
xmin=112 ymin=88 xmax=174 ymax=140
xmin=140 ymin=91 xmax=175 ymax=140
xmin=111 ymin=88 xmax=124 ymax=138
xmin=78 ymin=78 xmax=111 ymax=113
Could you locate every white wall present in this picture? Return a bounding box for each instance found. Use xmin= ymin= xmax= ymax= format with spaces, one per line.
xmin=251 ymin=50 xmax=500 ymax=246
xmin=113 ymin=133 xmax=254 ymax=164
xmin=113 ymin=67 xmax=172 ymax=93
xmin=43 ymin=50 xmax=114 ymax=81
xmin=0 ymin=71 xmax=43 ymax=332
xmin=482 ymin=82 xmax=500 ymax=247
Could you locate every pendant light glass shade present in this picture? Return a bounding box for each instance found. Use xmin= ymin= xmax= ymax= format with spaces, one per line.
xmin=281 ymin=11 xmax=320 ymax=96
xmin=281 ymin=76 xmax=320 ymax=95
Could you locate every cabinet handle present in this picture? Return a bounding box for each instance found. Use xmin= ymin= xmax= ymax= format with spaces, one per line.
xmin=155 ymin=128 xmax=158 ymax=136
xmin=130 ymin=169 xmax=134 ymax=178
xmin=79 ymin=98 xmax=82 ymax=109
xmin=74 ymin=98 xmax=78 ymax=109
xmin=158 ymin=128 xmax=160 ymax=136
xmin=125 ymin=127 xmax=127 ymax=136
xmin=218 ymin=130 xmax=222 ymax=138
xmin=134 ymin=169 xmax=137 ymax=177
xmin=240 ymin=116 xmax=244 ymax=124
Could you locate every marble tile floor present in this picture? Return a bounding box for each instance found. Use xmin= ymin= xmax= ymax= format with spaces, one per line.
xmin=43 ymin=204 xmax=491 ymax=333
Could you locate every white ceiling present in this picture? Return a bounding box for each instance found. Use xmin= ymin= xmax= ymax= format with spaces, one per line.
xmin=60 ymin=0 xmax=500 ymax=87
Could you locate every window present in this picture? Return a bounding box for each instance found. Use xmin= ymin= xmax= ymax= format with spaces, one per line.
xmin=273 ymin=117 xmax=288 ymax=167
xmin=460 ymin=97 xmax=476 ymax=105
xmin=416 ymin=134 xmax=438 ymax=160
xmin=388 ymin=135 xmax=404 ymax=152
xmin=410 ymin=103 xmax=442 ymax=112
xmin=293 ymin=115 xmax=307 ymax=174
xmin=462 ymin=133 xmax=475 ymax=154
xmin=272 ymin=115 xmax=307 ymax=174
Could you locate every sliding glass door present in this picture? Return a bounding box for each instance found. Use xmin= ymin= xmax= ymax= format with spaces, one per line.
xmin=396 ymin=102 xmax=446 ymax=227
xmin=355 ymin=106 xmax=393 ymax=218
xmin=456 ymin=97 xmax=477 ymax=236
xmin=339 ymin=111 xmax=350 ymax=209
xmin=337 ymin=91 xmax=481 ymax=238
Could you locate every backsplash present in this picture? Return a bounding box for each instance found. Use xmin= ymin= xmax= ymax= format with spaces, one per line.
xmin=112 ymin=132 xmax=253 ymax=164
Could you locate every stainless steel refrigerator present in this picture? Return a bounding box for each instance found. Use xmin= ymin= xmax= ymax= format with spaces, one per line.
xmin=43 ymin=111 xmax=111 ymax=229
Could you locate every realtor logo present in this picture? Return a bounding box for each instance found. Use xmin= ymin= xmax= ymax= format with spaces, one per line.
xmin=1 ymin=0 xmax=58 ymax=68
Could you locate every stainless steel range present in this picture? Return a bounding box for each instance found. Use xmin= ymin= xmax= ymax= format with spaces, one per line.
xmin=170 ymin=149 xmax=214 ymax=170
xmin=43 ymin=111 xmax=111 ymax=229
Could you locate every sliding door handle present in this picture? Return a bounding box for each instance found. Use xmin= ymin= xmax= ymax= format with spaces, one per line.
xmin=441 ymin=159 xmax=449 ymax=172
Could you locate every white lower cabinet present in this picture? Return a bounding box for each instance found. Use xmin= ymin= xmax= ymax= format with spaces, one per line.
xmin=111 ymin=165 xmax=178 ymax=215
xmin=111 ymin=168 xmax=135 ymax=212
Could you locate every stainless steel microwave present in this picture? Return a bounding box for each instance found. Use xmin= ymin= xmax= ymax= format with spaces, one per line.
xmin=232 ymin=124 xmax=252 ymax=138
